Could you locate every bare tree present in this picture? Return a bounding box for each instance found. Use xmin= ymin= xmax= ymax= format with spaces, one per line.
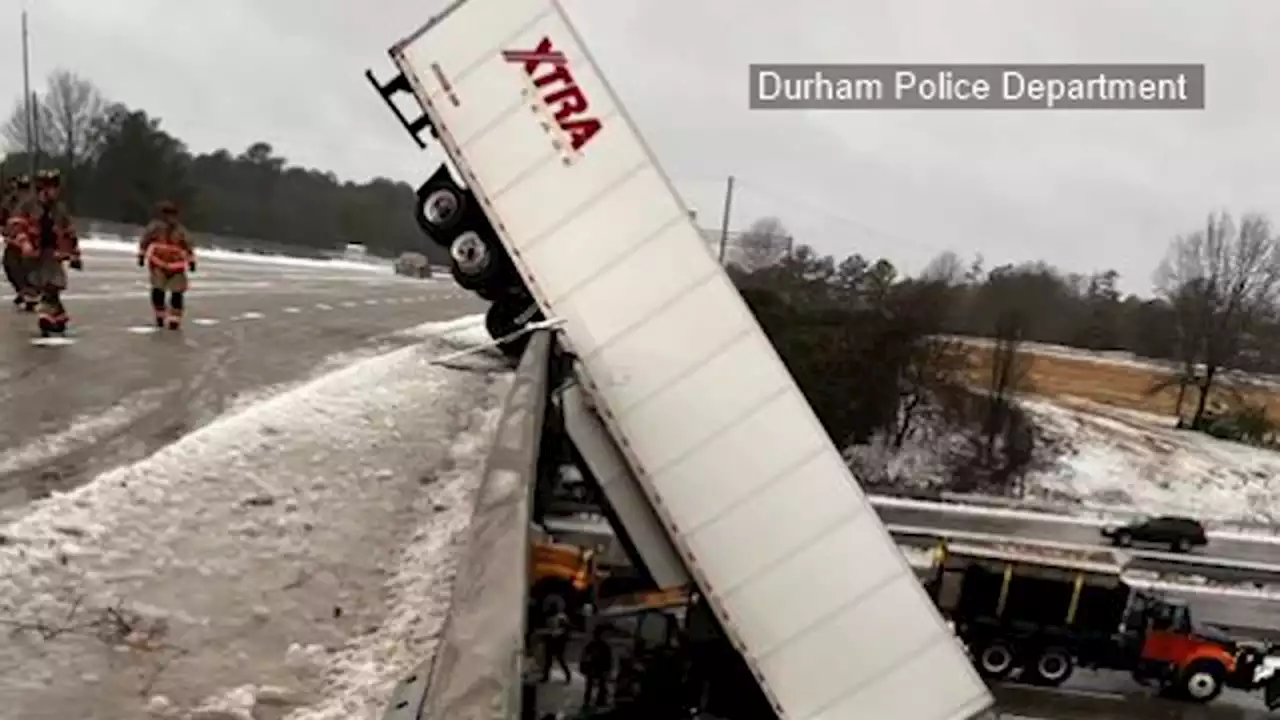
xmin=984 ymin=310 xmax=1029 ymax=463
xmin=1154 ymin=211 xmax=1280 ymax=427
xmin=895 ymin=335 xmax=963 ymax=447
xmin=920 ymin=250 xmax=965 ymax=285
xmin=1 ymin=95 xmax=53 ymax=154
xmin=736 ymin=216 xmax=791 ymax=272
xmin=39 ymin=70 xmax=108 ymax=170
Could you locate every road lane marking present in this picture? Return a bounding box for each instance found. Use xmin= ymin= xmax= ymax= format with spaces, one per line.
xmin=30 ymin=337 xmax=77 ymax=346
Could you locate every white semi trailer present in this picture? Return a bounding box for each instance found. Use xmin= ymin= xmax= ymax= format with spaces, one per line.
xmin=370 ymin=1 xmax=993 ymax=717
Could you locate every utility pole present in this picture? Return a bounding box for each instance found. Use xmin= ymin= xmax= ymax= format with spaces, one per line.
xmin=21 ymin=8 xmax=36 ymax=177
xmin=716 ymin=175 xmax=735 ymax=265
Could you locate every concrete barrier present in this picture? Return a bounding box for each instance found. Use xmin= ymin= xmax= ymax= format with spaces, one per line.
xmin=383 ymin=330 xmax=553 ymax=720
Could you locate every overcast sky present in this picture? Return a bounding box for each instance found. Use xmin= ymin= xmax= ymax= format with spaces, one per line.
xmin=4 ymin=0 xmax=1277 ymax=293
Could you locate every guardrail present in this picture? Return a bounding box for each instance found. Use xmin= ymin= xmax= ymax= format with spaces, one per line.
xmin=383 ymin=330 xmax=553 ymax=720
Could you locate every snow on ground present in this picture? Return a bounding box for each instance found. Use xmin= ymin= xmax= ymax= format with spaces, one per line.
xmin=1023 ymin=396 xmax=1280 ymax=525
xmin=0 ymin=315 xmax=511 ymax=720
xmin=80 ymin=235 xmax=395 ymax=274
xmin=854 ymin=390 xmax=1280 ymax=528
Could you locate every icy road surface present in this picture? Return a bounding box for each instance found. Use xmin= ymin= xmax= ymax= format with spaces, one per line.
xmin=0 ymin=315 xmax=508 ymax=720
xmin=0 ymin=242 xmax=481 ymax=511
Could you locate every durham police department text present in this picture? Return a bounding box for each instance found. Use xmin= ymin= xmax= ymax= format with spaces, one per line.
xmin=748 ymin=64 xmax=1204 ymax=110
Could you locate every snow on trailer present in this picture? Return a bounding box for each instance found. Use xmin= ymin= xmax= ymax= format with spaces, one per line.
xmin=372 ymin=0 xmax=993 ymax=717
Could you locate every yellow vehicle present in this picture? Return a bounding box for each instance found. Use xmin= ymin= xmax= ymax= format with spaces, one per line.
xmin=531 ymin=538 xmax=690 ymax=616
xmin=531 ymin=539 xmax=603 ymax=613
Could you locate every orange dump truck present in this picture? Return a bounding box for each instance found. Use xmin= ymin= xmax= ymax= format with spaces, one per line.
xmin=925 ymin=541 xmax=1280 ymax=708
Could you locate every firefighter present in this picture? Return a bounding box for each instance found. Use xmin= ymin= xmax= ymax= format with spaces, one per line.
xmin=15 ymin=170 xmax=80 ymax=334
xmin=2 ymin=174 xmax=37 ymax=310
xmin=137 ymin=200 xmax=196 ymax=329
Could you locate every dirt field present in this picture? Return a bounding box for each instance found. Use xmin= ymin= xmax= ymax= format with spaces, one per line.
xmin=959 ymin=343 xmax=1280 ymax=419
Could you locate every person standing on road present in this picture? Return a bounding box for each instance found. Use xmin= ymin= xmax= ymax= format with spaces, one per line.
xmin=579 ymin=623 xmax=614 ymax=709
xmin=138 ymin=201 xmax=196 ymax=329
xmin=539 ymin=596 xmax=573 ymax=684
xmin=14 ymin=170 xmax=81 ymax=334
xmin=2 ymin=174 xmax=37 ymax=311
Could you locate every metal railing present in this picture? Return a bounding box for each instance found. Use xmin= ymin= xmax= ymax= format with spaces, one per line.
xmin=384 ymin=330 xmax=553 ymax=720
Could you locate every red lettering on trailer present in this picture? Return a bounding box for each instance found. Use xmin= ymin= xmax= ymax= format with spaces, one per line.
xmin=502 ymin=37 xmax=602 ymax=151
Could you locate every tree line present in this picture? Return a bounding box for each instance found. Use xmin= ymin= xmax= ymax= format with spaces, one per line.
xmin=1 ymin=69 xmax=448 ymax=263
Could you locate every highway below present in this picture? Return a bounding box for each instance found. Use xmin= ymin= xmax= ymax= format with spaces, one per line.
xmin=0 ymin=244 xmax=483 ymax=512
xmin=876 ymin=499 xmax=1280 ymax=567
xmin=881 ymin=498 xmax=1280 ymax=646
xmin=995 ymin=680 xmax=1275 ymax=719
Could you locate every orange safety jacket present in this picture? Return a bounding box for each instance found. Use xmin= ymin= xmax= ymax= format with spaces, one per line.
xmin=8 ymin=197 xmax=79 ymax=260
xmin=139 ymin=221 xmax=195 ymax=272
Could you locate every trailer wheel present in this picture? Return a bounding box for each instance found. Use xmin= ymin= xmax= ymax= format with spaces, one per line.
xmin=415 ymin=186 xmax=466 ymax=243
xmin=975 ymin=641 xmax=1017 ymax=680
xmin=1025 ymin=646 xmax=1074 ymax=687
xmin=1180 ymin=659 xmax=1227 ymax=703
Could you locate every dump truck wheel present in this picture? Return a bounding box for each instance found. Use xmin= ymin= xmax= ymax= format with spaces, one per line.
xmin=1025 ymin=646 xmax=1074 ymax=687
xmin=1181 ymin=659 xmax=1226 ymax=703
xmin=975 ymin=640 xmax=1017 ymax=680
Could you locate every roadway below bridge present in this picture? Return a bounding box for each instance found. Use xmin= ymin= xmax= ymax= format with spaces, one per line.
xmin=875 ymin=500 xmax=1280 ymax=567
xmin=0 ymin=244 xmax=484 ymax=513
xmin=882 ymin=500 xmax=1280 ymax=645
xmin=994 ymin=680 xmax=1275 ymax=719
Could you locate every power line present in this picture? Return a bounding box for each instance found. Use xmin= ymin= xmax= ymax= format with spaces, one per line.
xmin=733 ymin=177 xmax=928 ymax=252
xmin=670 ymin=171 xmax=941 ymax=258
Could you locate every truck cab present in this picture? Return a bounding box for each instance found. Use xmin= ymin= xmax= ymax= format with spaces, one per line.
xmin=1124 ymin=594 xmax=1238 ymax=702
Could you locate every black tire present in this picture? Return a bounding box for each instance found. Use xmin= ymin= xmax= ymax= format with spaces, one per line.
xmin=448 ymin=230 xmax=518 ymax=296
xmin=1180 ymin=659 xmax=1227 ymax=703
xmin=974 ymin=640 xmax=1018 ymax=680
xmin=414 ymin=184 xmax=466 ymax=245
xmin=485 ymin=300 xmax=544 ymax=358
xmin=1172 ymin=537 xmax=1192 ymax=553
xmin=1024 ymin=646 xmax=1074 ymax=687
xmin=1113 ymin=531 xmax=1132 ymax=547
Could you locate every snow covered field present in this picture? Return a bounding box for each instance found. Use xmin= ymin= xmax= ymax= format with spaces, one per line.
xmin=1023 ymin=396 xmax=1280 ymax=525
xmin=0 ymin=315 xmax=506 ymax=720
xmin=80 ymin=235 xmax=395 ymax=274
xmin=854 ymin=392 xmax=1280 ymax=528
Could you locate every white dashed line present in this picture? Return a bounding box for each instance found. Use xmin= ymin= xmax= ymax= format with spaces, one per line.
xmin=94 ymin=294 xmax=443 ymax=337
xmin=30 ymin=337 xmax=76 ymax=346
